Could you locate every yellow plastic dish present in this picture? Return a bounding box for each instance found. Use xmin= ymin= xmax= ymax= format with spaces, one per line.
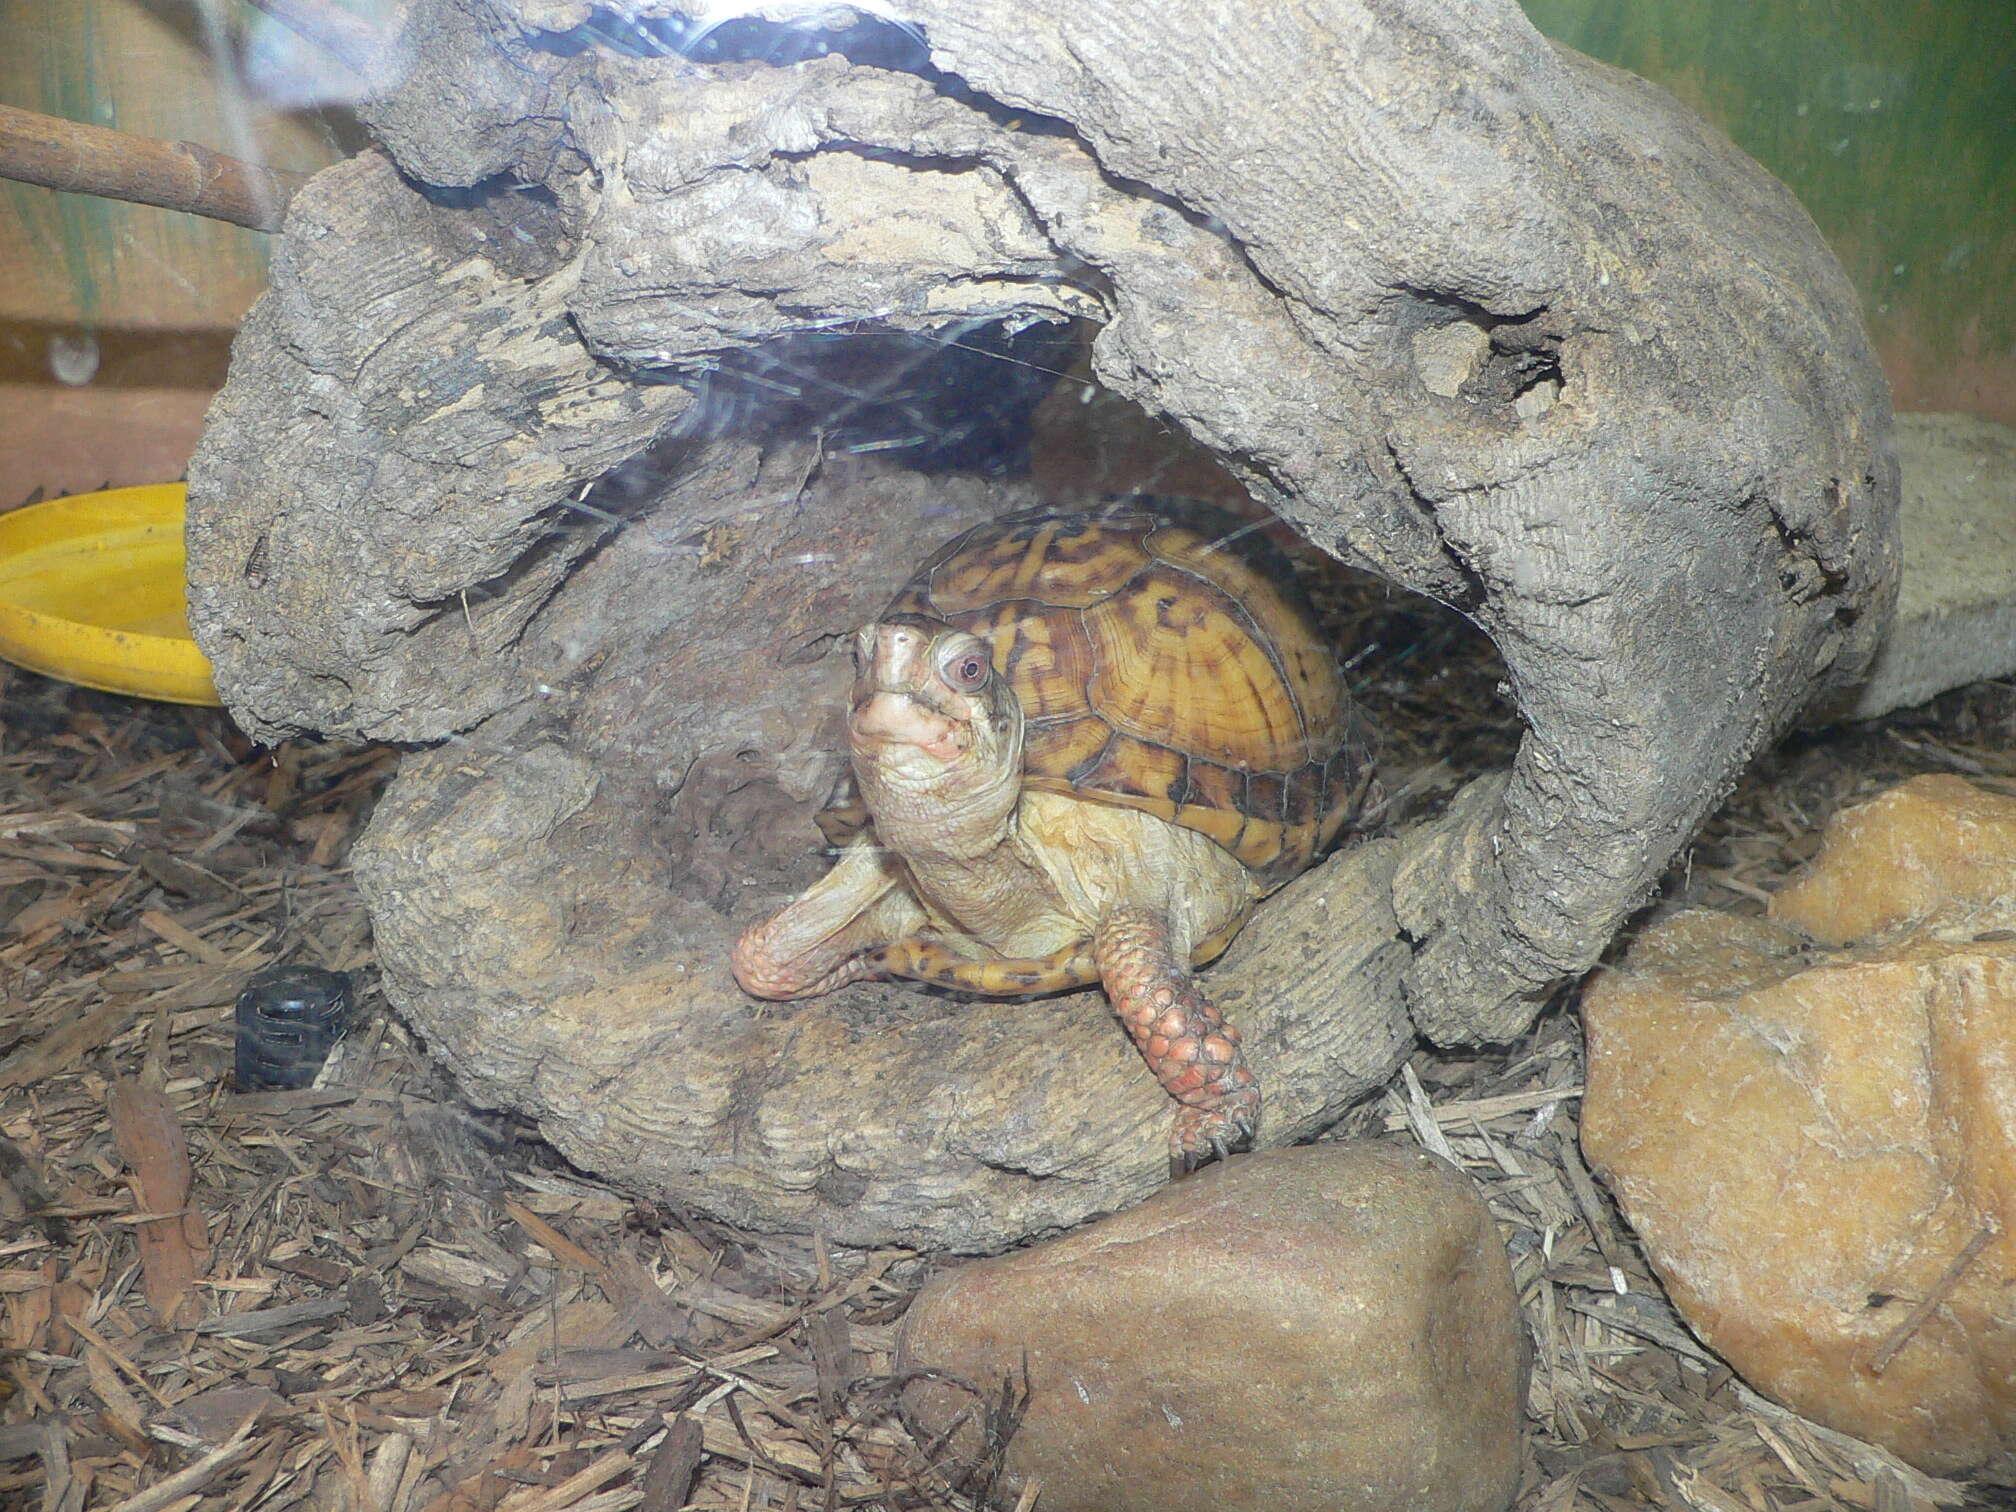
xmin=0 ymin=483 xmax=222 ymax=707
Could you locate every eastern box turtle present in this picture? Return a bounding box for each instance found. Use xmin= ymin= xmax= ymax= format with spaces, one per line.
xmin=733 ymin=501 xmax=1361 ymax=1165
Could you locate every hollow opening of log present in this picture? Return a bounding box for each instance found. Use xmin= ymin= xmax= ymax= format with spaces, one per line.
xmin=498 ymin=303 xmax=1510 ymax=990
xmin=375 ymin=310 xmax=1510 ymax=1249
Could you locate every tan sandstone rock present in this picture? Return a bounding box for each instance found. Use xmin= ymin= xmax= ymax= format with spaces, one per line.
xmin=1770 ymin=772 xmax=2016 ymax=945
xmin=1583 ymin=773 xmax=2016 ymax=1477
xmin=897 ymin=1141 xmax=1524 ymax=1512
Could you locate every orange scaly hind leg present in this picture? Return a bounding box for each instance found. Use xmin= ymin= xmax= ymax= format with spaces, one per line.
xmin=1093 ymin=904 xmax=1259 ymax=1171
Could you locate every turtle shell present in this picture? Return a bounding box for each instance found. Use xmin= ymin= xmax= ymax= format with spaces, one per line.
xmin=863 ymin=501 xmax=1359 ymax=890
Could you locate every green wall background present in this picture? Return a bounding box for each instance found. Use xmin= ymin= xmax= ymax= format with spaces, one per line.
xmin=1520 ymin=0 xmax=2016 ymax=424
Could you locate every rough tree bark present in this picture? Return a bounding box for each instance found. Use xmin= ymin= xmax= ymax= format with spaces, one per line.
xmin=186 ymin=0 xmax=1896 ymax=1250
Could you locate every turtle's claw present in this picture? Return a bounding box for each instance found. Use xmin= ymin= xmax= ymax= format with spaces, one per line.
xmin=1168 ymin=1095 xmax=1258 ymax=1175
xmin=1169 ymin=1137 xmax=1234 ymax=1179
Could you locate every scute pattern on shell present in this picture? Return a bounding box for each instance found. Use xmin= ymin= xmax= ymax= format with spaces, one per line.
xmin=879 ymin=502 xmax=1358 ymax=889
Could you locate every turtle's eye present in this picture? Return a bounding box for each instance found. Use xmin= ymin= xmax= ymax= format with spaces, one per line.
xmin=944 ymin=649 xmax=991 ymax=689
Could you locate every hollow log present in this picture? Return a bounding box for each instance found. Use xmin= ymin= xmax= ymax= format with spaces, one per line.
xmin=186 ymin=0 xmax=1896 ymax=1249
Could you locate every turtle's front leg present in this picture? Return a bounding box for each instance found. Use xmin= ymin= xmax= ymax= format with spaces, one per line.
xmin=1094 ymin=904 xmax=1260 ymax=1170
xmin=732 ymin=838 xmax=920 ymax=999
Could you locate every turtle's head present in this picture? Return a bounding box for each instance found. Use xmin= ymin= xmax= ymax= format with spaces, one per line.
xmin=847 ymin=615 xmax=1023 ymax=848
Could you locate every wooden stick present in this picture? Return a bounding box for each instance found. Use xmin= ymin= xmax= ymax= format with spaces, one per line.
xmin=1865 ymin=1221 xmax=2001 ymax=1374
xmin=0 ymin=102 xmax=307 ymax=232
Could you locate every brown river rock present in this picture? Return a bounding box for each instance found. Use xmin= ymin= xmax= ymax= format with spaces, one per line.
xmin=897 ymin=1141 xmax=1524 ymax=1512
xmin=1583 ymin=774 xmax=2016 ymax=1477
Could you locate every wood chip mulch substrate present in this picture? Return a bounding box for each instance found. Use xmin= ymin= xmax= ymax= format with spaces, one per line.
xmin=3 ymin=609 xmax=2013 ymax=1511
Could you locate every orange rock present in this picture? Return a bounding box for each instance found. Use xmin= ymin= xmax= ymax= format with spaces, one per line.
xmin=1583 ymin=774 xmax=2016 ymax=1477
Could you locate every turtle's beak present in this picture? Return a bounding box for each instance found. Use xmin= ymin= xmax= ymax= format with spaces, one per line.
xmin=852 ymin=691 xmax=969 ymax=762
xmin=850 ymin=623 xmax=972 ymax=763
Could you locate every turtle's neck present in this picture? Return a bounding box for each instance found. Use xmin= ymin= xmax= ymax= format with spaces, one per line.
xmin=856 ymin=753 xmax=1020 ymax=863
xmin=857 ymin=736 xmax=1078 ymax=953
